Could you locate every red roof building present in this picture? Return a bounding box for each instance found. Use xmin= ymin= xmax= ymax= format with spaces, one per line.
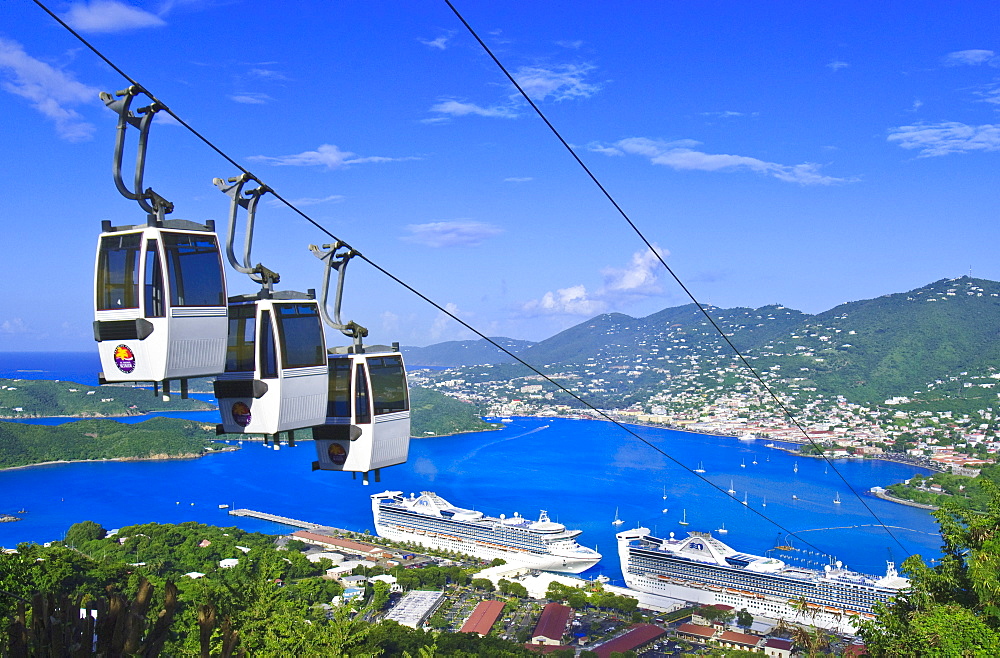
xmin=677 ymin=623 xmax=717 ymax=641
xmin=593 ymin=624 xmax=666 ymax=658
xmin=531 ymin=602 xmax=572 ymax=645
xmin=290 ymin=530 xmax=386 ymax=557
xmin=459 ymin=600 xmax=505 ymax=637
xmin=763 ymin=637 xmax=794 ymax=657
xmin=717 ymin=629 xmax=761 ymax=650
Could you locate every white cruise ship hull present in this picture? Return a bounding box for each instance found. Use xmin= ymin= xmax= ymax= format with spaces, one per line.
xmin=376 ymin=522 xmax=599 ymax=573
xmin=372 ymin=491 xmax=601 ymax=574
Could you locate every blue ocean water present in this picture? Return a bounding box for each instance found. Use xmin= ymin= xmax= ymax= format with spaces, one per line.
xmin=0 ymin=353 xmax=942 ymax=583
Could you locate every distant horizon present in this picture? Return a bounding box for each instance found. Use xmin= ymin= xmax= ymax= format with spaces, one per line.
xmin=0 ymin=273 xmax=994 ymax=352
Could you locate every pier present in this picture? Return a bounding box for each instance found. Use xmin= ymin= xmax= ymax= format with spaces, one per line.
xmin=228 ymin=509 xmax=322 ymax=529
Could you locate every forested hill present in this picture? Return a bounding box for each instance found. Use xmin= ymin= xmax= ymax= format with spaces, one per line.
xmin=408 ymin=387 xmax=498 ymax=436
xmin=402 ymin=337 xmax=534 ymax=367
xmin=0 ymin=417 xmax=219 ymax=469
xmin=0 ymin=378 xmax=214 ymax=418
xmin=407 ymin=276 xmax=1000 ymax=407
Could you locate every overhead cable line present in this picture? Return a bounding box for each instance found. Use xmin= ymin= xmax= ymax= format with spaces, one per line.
xmin=35 ymin=0 xmax=869 ymax=558
xmin=443 ymin=0 xmax=913 ymax=558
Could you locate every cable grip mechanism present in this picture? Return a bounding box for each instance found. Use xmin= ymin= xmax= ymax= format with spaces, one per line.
xmin=100 ymin=85 xmax=173 ymax=222
xmin=214 ymin=173 xmax=280 ymax=290
xmin=310 ymin=242 xmax=367 ymax=350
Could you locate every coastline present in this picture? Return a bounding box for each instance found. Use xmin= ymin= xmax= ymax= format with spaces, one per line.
xmin=871 ymin=489 xmax=939 ymax=511
xmin=0 ymin=445 xmax=238 ymax=472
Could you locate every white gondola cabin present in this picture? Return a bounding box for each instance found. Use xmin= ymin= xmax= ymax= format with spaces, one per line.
xmin=214 ymin=293 xmax=328 ymax=436
xmin=311 ymin=346 xmax=410 ymax=480
xmin=93 ymin=219 xmax=228 ymax=395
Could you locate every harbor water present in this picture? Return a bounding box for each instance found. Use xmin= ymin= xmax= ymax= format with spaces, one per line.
xmin=0 ymin=353 xmax=942 ymax=582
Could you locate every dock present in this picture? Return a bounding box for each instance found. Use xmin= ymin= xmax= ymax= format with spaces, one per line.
xmin=228 ymin=509 xmax=322 ymax=529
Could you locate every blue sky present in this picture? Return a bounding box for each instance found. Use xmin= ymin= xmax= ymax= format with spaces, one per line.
xmin=1 ymin=1 xmax=998 ymax=352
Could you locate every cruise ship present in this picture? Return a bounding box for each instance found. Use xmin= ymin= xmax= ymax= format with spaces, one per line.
xmin=617 ymin=527 xmax=909 ymax=633
xmin=371 ymin=491 xmax=602 ymax=573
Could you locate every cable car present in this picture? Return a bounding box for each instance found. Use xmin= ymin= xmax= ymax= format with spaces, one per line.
xmin=213 ymin=292 xmax=328 ymax=437
xmin=307 ymin=243 xmax=411 ymax=482
xmin=311 ymin=346 xmax=410 ymax=482
xmin=94 ymin=219 xmax=227 ymax=397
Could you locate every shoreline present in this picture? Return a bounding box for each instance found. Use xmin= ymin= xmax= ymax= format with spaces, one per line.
xmin=871 ymin=489 xmax=939 ymax=511
xmin=0 ymin=445 xmax=238 ymax=473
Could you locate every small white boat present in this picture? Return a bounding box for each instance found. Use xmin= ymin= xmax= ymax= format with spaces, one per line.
xmin=662 ymin=508 xmax=669 ymax=514
xmin=834 ymin=492 xmax=842 ymax=505
xmin=793 ymin=462 xmax=799 ymax=473
xmin=694 ymin=461 xmax=706 ymax=474
xmin=612 ymin=507 xmax=624 ymax=526
xmin=218 ymin=504 xmax=229 ymax=509
xmin=740 ymin=459 xmax=746 ymax=468
xmin=762 ymin=496 xmax=767 ymax=508
xmin=678 ymin=509 xmax=689 ymax=525
xmin=662 ymin=486 xmax=668 ymax=501
xmin=716 ymin=523 xmax=728 ymax=534
xmin=727 ymin=480 xmax=736 ymax=495
xmin=752 ymin=455 xmax=758 ymax=465
xmin=741 ymin=493 xmax=748 ymax=506
xmin=792 ymin=494 xmax=798 ymax=500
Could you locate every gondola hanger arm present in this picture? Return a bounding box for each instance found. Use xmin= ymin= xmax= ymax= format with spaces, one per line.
xmin=214 ymin=173 xmax=280 ymax=288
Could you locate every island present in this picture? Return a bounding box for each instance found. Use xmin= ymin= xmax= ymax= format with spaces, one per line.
xmin=0 ymin=378 xmax=214 ymax=418
xmin=0 ymin=417 xmax=225 ymax=470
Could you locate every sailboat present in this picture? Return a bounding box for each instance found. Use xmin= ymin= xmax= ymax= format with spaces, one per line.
xmin=662 ymin=485 xmax=668 ymax=501
xmin=716 ymin=523 xmax=728 ymax=534
xmin=762 ymin=496 xmax=767 ymax=507
xmin=752 ymin=455 xmax=758 ymax=465
xmin=727 ymin=480 xmax=736 ymax=495
xmin=741 ymin=493 xmax=748 ymax=506
xmin=694 ymin=461 xmax=706 ymax=474
xmin=793 ymin=462 xmax=799 ymax=473
xmin=834 ymin=492 xmax=842 ymax=505
xmin=740 ymin=458 xmax=746 ymax=468
xmin=678 ymin=509 xmax=689 ymax=525
xmin=612 ymin=507 xmax=624 ymax=525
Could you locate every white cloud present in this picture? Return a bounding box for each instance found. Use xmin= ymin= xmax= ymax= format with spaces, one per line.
xmin=248 ymin=144 xmax=416 ymax=169
xmin=887 ymin=122 xmax=1000 ymax=157
xmin=265 ymin=194 xmax=343 ymax=208
xmin=402 ymin=221 xmax=504 ymax=248
xmin=911 ymin=99 xmax=924 ymax=112
xmin=0 ymin=318 xmax=28 ymax=334
xmin=420 ymin=35 xmax=451 ymax=50
xmin=702 ymin=110 xmax=746 ymax=118
xmin=827 ymin=60 xmax=849 ymax=71
xmin=230 ymin=93 xmax=273 ymax=104
xmin=248 ymin=68 xmax=289 ymax=81
xmin=430 ymin=302 xmax=464 ymax=340
xmin=522 ymin=285 xmax=607 ymax=317
xmin=944 ymin=49 xmax=996 ymax=66
xmin=521 ymin=245 xmax=668 ymax=318
xmin=503 ymin=177 xmax=533 ymax=183
xmin=429 ymin=100 xmax=517 ymax=119
xmin=555 ymin=40 xmax=584 ymax=50
xmin=593 ymin=137 xmax=852 ymax=185
xmin=601 ymin=245 xmax=668 ymax=295
xmin=513 ymin=64 xmax=599 ymax=101
xmin=62 ymin=1 xmax=166 ymax=33
xmin=0 ymin=38 xmax=99 ymax=141
xmin=976 ymin=84 xmax=1000 ymax=106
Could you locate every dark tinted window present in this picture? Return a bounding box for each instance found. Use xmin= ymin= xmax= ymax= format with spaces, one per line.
xmin=225 ymin=304 xmax=256 ymax=372
xmin=355 ymin=364 xmax=371 ymax=424
xmin=369 ymin=355 xmax=409 ymax=415
xmin=274 ymin=303 xmax=325 ymax=368
xmin=326 ymin=358 xmax=352 ymax=417
xmin=260 ymin=310 xmax=278 ymax=379
xmin=96 ymin=233 xmax=140 ymax=310
xmin=144 ymin=239 xmax=164 ymax=318
xmin=163 ymin=232 xmax=225 ymax=307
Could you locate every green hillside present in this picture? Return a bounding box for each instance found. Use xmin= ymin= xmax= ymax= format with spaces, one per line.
xmin=408 ymin=387 xmax=498 ymax=437
xmin=0 ymin=378 xmax=214 ymax=418
xmin=0 ymin=417 xmax=220 ymax=469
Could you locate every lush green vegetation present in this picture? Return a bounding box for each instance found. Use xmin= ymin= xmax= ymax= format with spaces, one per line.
xmin=408 ymin=386 xmax=499 ymax=437
xmin=0 ymin=521 xmax=536 ymax=656
xmin=0 ymin=417 xmax=220 ymax=469
xmin=858 ymin=480 xmax=1000 ymax=656
xmin=544 ymin=580 xmax=638 ymax=614
xmin=0 ymin=378 xmax=214 ymax=418
xmin=885 ymin=464 xmax=1000 ymax=513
